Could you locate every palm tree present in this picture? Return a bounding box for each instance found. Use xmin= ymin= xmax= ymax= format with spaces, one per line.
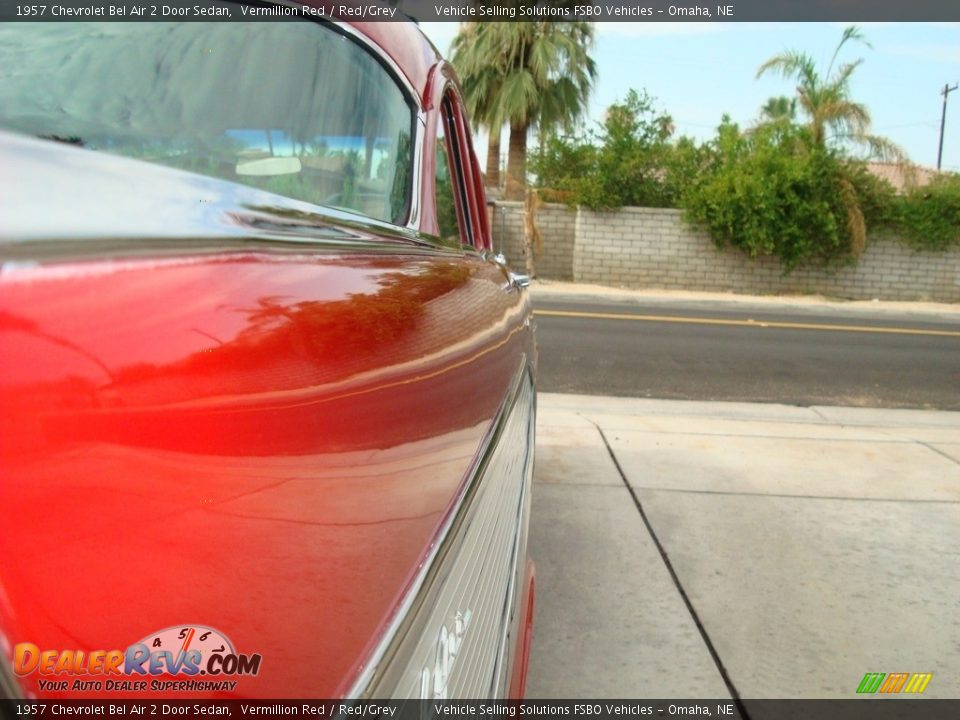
xmin=757 ymin=26 xmax=909 ymax=255
xmin=756 ymin=26 xmax=904 ymax=161
xmin=451 ymin=22 xmax=597 ymax=200
xmin=759 ymin=95 xmax=797 ymax=124
xmin=450 ymin=23 xmax=504 ymax=189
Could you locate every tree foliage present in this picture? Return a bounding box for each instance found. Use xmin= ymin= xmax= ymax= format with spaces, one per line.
xmin=759 ymin=96 xmax=797 ymax=124
xmin=517 ymin=24 xmax=958 ymax=270
xmin=754 ymin=26 xmax=911 ymax=258
xmin=889 ymin=173 xmax=960 ymax=251
xmin=532 ymin=90 xmax=706 ymax=209
xmin=682 ymin=119 xmax=895 ymax=270
xmin=450 ymin=22 xmax=597 ymax=198
xmin=450 ymin=22 xmax=505 ymax=185
xmin=756 ymin=26 xmax=905 ymax=163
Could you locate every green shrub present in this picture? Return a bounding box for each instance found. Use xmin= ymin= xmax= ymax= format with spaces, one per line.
xmin=532 ymin=90 xmax=685 ymax=209
xmin=530 ymin=132 xmax=598 ymax=205
xmin=533 ymin=87 xmax=960 ymax=269
xmin=841 ymin=161 xmax=898 ymax=230
xmin=890 ymin=173 xmax=960 ymax=251
xmin=680 ymin=119 xmax=889 ymax=271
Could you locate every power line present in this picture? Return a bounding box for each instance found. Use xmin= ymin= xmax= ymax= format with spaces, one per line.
xmin=875 ymin=121 xmax=939 ymax=132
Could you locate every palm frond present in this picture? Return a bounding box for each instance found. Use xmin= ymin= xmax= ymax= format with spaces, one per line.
xmin=818 ymin=100 xmax=870 ymax=137
xmin=450 ymin=21 xmax=596 ymax=134
xmin=498 ymin=70 xmax=539 ymax=126
xmin=832 ymin=59 xmax=864 ymax=89
xmin=860 ymin=134 xmax=911 ymax=165
xmin=756 ymin=51 xmax=817 ymax=88
xmin=838 ymin=175 xmax=867 ymax=257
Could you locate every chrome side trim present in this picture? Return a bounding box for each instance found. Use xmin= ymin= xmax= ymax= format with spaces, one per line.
xmin=345 ymin=360 xmax=535 ymax=699
xmin=421 ymin=373 xmax=534 ymax=699
xmin=0 ymin=235 xmax=463 ymax=267
xmin=491 ymin=385 xmax=536 ymax=696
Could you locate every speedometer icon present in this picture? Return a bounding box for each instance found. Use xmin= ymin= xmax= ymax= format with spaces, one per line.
xmin=137 ymin=625 xmax=235 ymax=663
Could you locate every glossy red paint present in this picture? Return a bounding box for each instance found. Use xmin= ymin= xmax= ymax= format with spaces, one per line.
xmin=0 ymin=248 xmax=532 ymax=698
xmin=508 ymin=563 xmax=537 ymax=700
xmin=0 ymin=15 xmax=535 ymax=699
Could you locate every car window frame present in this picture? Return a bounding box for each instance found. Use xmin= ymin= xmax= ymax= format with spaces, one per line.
xmin=436 ymin=92 xmax=476 ymax=249
xmin=327 ymin=20 xmax=424 ymax=229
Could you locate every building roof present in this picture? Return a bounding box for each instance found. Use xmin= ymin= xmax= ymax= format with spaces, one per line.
xmin=865 ymin=162 xmax=942 ymax=193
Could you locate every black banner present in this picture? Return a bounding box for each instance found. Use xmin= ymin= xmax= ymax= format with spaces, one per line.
xmin=3 ymin=700 xmax=960 ymax=720
xmin=0 ymin=0 xmax=959 ymax=22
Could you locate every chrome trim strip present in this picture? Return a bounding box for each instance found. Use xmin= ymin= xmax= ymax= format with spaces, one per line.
xmin=0 ymin=234 xmax=464 ymax=267
xmin=490 ymin=386 xmax=536 ymax=696
xmin=441 ymin=376 xmax=533 ymax=698
xmin=345 ymin=359 xmax=533 ymax=699
xmin=407 ymin=107 xmax=427 ymax=233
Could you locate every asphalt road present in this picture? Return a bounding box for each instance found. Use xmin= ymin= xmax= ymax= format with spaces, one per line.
xmin=533 ymin=297 xmax=960 ymax=410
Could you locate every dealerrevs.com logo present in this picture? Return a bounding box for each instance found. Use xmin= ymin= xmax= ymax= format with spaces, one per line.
xmin=13 ymin=625 xmax=262 ymax=693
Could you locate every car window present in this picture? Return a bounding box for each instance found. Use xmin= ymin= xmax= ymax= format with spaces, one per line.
xmin=435 ymin=105 xmax=460 ymax=244
xmin=0 ymin=22 xmax=415 ymax=225
xmin=434 ymin=95 xmax=472 ymax=246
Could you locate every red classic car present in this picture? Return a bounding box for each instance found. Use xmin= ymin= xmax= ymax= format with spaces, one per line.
xmin=0 ymin=9 xmax=536 ymax=700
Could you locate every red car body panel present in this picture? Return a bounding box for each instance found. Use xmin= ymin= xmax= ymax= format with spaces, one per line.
xmin=0 ymin=248 xmax=529 ymax=698
xmin=0 ymin=16 xmax=535 ymax=700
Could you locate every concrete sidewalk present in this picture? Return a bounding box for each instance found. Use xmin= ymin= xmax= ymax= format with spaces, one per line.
xmin=527 ymin=393 xmax=960 ymax=699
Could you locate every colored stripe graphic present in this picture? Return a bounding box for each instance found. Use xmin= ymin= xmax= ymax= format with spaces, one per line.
xmin=857 ymin=672 xmax=932 ymax=694
xmin=857 ymin=673 xmax=885 ymax=694
xmin=904 ymin=673 xmax=934 ymax=694
xmin=880 ymin=673 xmax=909 ymax=693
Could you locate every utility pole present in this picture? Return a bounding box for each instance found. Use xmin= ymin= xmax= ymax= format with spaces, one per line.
xmin=938 ymin=82 xmax=958 ymax=170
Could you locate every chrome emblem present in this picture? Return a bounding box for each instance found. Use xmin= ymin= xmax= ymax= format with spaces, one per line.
xmin=420 ymin=610 xmax=472 ymax=699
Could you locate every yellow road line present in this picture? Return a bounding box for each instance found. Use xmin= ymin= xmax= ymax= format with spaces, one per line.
xmin=533 ymin=309 xmax=960 ymax=338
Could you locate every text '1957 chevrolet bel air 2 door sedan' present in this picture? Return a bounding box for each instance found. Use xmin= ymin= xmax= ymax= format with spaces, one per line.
xmin=0 ymin=6 xmax=536 ymax=701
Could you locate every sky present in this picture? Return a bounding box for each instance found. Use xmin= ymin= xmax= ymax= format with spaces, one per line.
xmin=419 ymin=22 xmax=960 ymax=172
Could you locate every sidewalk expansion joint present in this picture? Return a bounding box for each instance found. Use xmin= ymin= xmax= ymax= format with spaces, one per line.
xmin=809 ymin=407 xmax=831 ymax=423
xmin=583 ymin=427 xmax=919 ymax=444
xmin=917 ymin=441 xmax=960 ymax=468
xmin=592 ymin=420 xmax=750 ymax=718
xmin=634 ymin=487 xmax=960 ymax=505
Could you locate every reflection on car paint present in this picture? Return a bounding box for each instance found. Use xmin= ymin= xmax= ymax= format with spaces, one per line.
xmin=0 ymin=250 xmax=532 ymax=698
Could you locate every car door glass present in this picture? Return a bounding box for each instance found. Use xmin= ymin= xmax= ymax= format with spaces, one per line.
xmin=0 ymin=22 xmax=415 ymax=225
xmin=435 ymin=107 xmax=460 ymax=244
xmin=435 ymin=96 xmax=472 ymax=247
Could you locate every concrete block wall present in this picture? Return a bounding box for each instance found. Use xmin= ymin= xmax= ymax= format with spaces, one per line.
xmin=574 ymin=207 xmax=960 ymax=302
xmin=489 ymin=201 xmax=576 ymax=281
xmin=491 ymin=202 xmax=960 ymax=302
